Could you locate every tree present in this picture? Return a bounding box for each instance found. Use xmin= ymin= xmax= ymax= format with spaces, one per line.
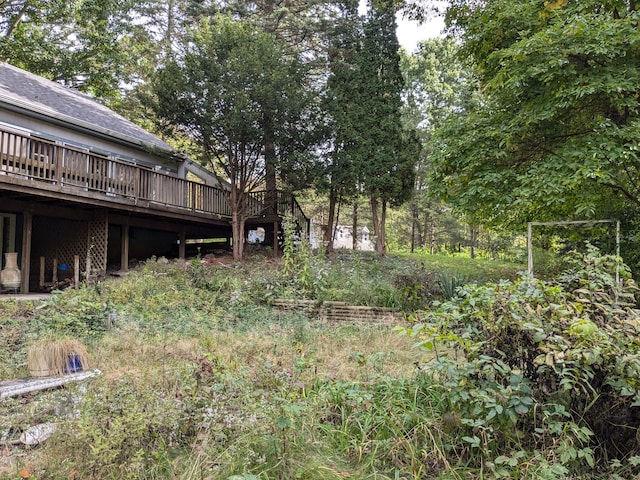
xmin=432 ymin=0 xmax=640 ymax=234
xmin=322 ymin=1 xmax=419 ymax=256
xmin=356 ymin=1 xmax=419 ymax=255
xmin=401 ymin=37 xmax=480 ymax=252
xmin=215 ymin=0 xmax=343 ymax=233
xmin=0 ymin=1 xmax=230 ymax=105
xmin=0 ymin=0 xmax=141 ymax=99
xmin=320 ymin=0 xmax=363 ymax=252
xmin=152 ymin=17 xmax=313 ymax=261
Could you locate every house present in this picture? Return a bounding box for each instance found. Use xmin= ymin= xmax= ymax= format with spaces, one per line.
xmin=0 ymin=62 xmax=308 ymax=293
xmin=333 ymin=225 xmax=374 ymax=251
xmin=309 ymin=222 xmax=374 ymax=251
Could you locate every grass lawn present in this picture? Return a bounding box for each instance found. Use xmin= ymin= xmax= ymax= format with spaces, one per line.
xmin=398 ymin=250 xmax=524 ymax=283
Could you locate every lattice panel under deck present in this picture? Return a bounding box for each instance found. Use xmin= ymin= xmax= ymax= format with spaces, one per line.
xmin=87 ymin=210 xmax=108 ymax=275
xmin=32 ymin=217 xmax=89 ymax=283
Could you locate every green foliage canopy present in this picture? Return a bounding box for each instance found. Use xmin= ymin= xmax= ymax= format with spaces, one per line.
xmin=432 ymin=0 xmax=640 ymax=229
xmin=400 ymin=38 xmax=480 ymax=251
xmin=0 ymin=0 xmax=142 ymax=99
xmin=151 ymin=17 xmax=314 ymax=259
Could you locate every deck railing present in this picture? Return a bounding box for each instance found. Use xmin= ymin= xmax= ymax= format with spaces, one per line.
xmin=248 ymin=190 xmax=310 ymax=237
xmin=0 ymin=127 xmax=307 ymax=231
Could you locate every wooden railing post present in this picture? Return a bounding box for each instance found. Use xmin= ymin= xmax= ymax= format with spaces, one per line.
xmin=134 ymin=168 xmax=141 ymax=200
xmin=54 ymin=145 xmax=62 ymax=185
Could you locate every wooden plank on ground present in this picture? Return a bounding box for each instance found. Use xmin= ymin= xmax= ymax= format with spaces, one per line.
xmin=0 ymin=369 xmax=101 ymax=398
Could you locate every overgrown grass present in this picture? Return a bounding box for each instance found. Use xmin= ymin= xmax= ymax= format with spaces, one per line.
xmin=270 ymin=247 xmax=522 ymax=308
xmin=0 ymin=254 xmax=424 ymax=479
xmin=10 ymin=248 xmax=623 ymax=480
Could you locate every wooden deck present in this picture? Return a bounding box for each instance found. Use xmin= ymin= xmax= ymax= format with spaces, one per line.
xmin=0 ymin=127 xmax=308 ymax=233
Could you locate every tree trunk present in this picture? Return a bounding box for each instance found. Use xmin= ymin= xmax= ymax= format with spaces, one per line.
xmin=352 ymin=201 xmax=358 ymax=250
xmin=469 ymin=224 xmax=477 ymax=259
xmin=4 ymin=3 xmax=29 ymax=41
xmin=410 ymin=202 xmax=418 ymax=253
xmin=370 ymin=196 xmax=386 ymax=256
xmin=229 ymin=185 xmax=247 ymax=261
xmin=430 ymin=220 xmax=436 ymax=255
xmin=231 ymin=211 xmax=245 ymax=261
xmin=325 ymin=189 xmax=337 ymax=254
xmin=380 ymin=200 xmax=387 ymax=255
xmin=162 ymin=0 xmax=176 ymax=60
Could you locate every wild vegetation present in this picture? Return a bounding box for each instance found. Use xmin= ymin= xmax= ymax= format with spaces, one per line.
xmin=3 ymin=239 xmax=640 ymax=479
xmin=3 ymin=2 xmax=640 ymax=478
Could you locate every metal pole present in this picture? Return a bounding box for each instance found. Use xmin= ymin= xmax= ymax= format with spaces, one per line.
xmin=616 ymin=220 xmax=620 ymax=285
xmin=527 ymin=222 xmax=533 ymax=276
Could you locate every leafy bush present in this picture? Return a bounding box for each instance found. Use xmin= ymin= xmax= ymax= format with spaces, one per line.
xmin=399 ymin=246 xmax=640 ymax=478
xmin=53 ymin=373 xmax=187 ymax=479
xmin=31 ymin=285 xmax=111 ymax=337
xmin=394 ymin=267 xmax=440 ymax=310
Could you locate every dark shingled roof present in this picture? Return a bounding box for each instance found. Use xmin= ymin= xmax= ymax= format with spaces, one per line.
xmin=0 ymin=62 xmax=174 ymax=154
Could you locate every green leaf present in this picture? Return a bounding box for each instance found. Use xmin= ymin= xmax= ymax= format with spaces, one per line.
xmin=462 ymin=435 xmax=481 ymax=448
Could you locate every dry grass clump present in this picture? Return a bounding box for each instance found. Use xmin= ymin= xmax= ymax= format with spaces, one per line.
xmin=27 ymin=338 xmax=90 ymax=377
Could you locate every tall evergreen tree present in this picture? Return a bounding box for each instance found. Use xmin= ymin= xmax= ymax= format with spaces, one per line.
xmin=321 ymin=0 xmax=363 ymax=251
xmin=323 ymin=0 xmax=418 ymax=255
xmin=356 ymin=0 xmax=418 ymax=255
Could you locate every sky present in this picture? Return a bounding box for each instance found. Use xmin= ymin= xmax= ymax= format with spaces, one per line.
xmin=357 ymin=0 xmax=446 ymax=53
xmin=396 ymin=13 xmax=446 ymax=52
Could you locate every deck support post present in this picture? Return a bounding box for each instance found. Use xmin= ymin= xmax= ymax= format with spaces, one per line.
xmin=39 ymin=256 xmax=45 ymax=287
xmin=74 ymin=255 xmax=80 ymax=288
xmin=0 ymin=217 xmax=3 ymax=269
xmin=8 ymin=215 xmax=16 ymax=252
xmin=273 ymin=221 xmax=279 ymax=257
xmin=179 ymin=232 xmax=186 ymax=260
xmin=20 ymin=211 xmax=32 ymax=294
xmin=121 ymin=223 xmax=129 ymax=271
